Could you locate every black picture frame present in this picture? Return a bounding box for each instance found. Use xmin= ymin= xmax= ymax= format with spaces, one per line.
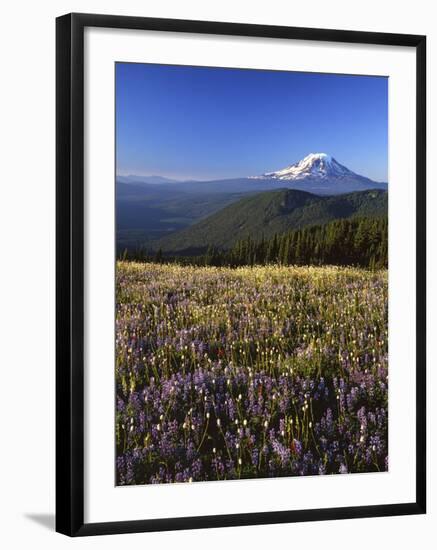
xmin=56 ymin=12 xmax=426 ymax=537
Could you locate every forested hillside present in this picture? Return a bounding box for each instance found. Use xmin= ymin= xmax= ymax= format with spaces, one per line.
xmin=126 ymin=217 xmax=387 ymax=269
xmin=156 ymin=188 xmax=387 ymax=253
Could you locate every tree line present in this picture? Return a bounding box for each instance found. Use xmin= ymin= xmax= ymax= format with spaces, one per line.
xmin=121 ymin=217 xmax=388 ymax=270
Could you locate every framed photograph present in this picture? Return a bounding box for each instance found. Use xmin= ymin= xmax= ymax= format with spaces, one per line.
xmin=56 ymin=13 xmax=426 ymax=536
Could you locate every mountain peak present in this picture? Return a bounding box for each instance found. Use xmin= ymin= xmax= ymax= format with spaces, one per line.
xmin=247 ymin=153 xmax=388 ymax=194
xmin=256 ymin=152 xmax=359 ymax=182
xmin=304 ymin=152 xmax=333 ymax=162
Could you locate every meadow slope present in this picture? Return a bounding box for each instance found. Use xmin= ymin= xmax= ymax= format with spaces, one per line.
xmin=116 ymin=262 xmax=388 ymax=484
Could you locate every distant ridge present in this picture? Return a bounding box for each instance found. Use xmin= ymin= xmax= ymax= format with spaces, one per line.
xmin=117 ymin=174 xmax=181 ymax=185
xmin=156 ymin=188 xmax=388 ymax=253
xmin=119 ymin=153 xmax=387 ymax=197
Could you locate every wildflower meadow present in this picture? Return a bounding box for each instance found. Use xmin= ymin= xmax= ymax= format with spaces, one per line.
xmin=116 ymin=262 xmax=388 ymax=485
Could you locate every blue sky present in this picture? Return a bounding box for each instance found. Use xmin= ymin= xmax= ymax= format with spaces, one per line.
xmin=116 ymin=63 xmax=388 ymax=182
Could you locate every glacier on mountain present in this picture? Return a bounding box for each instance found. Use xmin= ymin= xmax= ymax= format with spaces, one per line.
xmin=252 ymin=153 xmax=369 ymax=182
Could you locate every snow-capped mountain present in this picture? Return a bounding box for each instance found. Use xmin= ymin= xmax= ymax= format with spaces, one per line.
xmin=250 ymin=153 xmax=387 ymax=194
xmin=117 ymin=153 xmax=387 ymax=200
xmin=260 ymin=153 xmax=354 ymax=180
